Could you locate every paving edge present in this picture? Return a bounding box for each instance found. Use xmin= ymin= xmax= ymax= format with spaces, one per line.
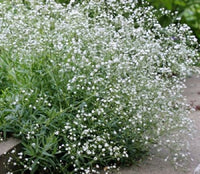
xmin=0 ymin=138 xmax=21 ymax=174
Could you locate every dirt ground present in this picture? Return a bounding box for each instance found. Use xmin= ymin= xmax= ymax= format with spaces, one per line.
xmin=119 ymin=75 xmax=200 ymax=174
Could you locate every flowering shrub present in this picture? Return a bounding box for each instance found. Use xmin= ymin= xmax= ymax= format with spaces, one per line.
xmin=0 ymin=0 xmax=199 ymax=173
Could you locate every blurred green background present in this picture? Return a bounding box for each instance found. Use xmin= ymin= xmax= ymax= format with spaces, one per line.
xmin=146 ymin=0 xmax=200 ymax=43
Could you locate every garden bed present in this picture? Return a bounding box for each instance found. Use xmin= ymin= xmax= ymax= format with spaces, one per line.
xmin=0 ymin=0 xmax=199 ymax=173
xmin=0 ymin=138 xmax=21 ymax=174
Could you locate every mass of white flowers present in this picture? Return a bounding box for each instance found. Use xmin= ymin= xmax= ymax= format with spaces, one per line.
xmin=0 ymin=0 xmax=199 ymax=173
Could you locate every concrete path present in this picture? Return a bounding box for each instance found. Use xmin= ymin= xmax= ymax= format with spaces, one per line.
xmin=1 ymin=75 xmax=200 ymax=174
xmin=120 ymin=75 xmax=200 ymax=174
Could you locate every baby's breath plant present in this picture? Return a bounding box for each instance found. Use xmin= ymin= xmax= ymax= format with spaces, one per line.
xmin=0 ymin=0 xmax=199 ymax=173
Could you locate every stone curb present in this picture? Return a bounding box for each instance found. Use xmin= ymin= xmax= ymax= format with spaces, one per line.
xmin=0 ymin=138 xmax=21 ymax=174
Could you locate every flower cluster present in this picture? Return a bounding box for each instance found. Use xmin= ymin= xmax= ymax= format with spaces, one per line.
xmin=0 ymin=0 xmax=199 ymax=173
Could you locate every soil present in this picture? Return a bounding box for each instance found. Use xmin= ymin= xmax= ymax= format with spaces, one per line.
xmin=119 ymin=75 xmax=200 ymax=174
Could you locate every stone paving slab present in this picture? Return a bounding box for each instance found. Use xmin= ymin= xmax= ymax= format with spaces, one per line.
xmin=120 ymin=75 xmax=200 ymax=174
xmin=1 ymin=76 xmax=200 ymax=174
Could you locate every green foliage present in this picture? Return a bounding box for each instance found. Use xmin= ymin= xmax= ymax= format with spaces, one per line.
xmin=146 ymin=0 xmax=200 ymax=42
xmin=0 ymin=0 xmax=198 ymax=173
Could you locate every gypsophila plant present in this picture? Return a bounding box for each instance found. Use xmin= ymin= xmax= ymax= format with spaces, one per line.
xmin=0 ymin=0 xmax=199 ymax=173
